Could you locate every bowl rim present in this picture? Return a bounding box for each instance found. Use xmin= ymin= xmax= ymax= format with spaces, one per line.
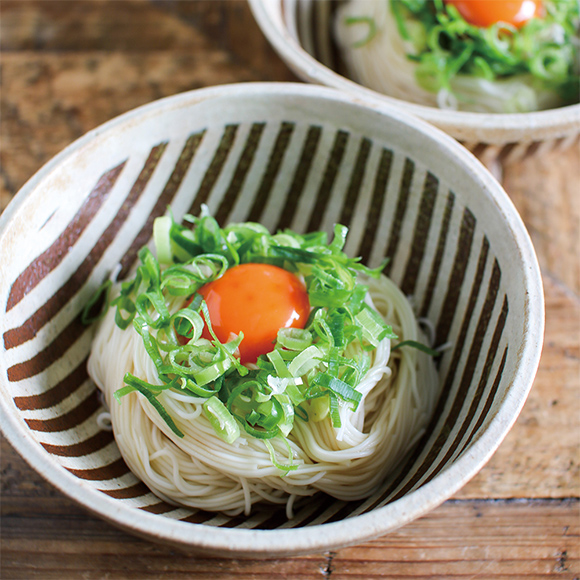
xmin=248 ymin=0 xmax=580 ymax=146
xmin=0 ymin=82 xmax=545 ymax=556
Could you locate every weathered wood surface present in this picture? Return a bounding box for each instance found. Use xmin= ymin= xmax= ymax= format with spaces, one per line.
xmin=503 ymin=146 xmax=580 ymax=295
xmin=1 ymin=1 xmax=579 ymax=577
xmin=453 ymin=274 xmax=579 ymax=500
xmin=2 ymin=436 xmax=578 ymax=579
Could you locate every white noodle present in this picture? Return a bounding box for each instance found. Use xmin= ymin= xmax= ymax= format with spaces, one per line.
xmin=88 ymin=274 xmax=440 ymax=516
xmin=334 ymin=0 xmax=564 ymax=113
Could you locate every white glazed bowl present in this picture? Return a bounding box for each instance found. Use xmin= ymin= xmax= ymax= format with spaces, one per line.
xmin=249 ymin=0 xmax=580 ymax=162
xmin=0 ymin=83 xmax=543 ymax=558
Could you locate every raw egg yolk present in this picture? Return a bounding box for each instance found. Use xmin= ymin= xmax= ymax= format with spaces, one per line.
xmin=197 ymin=263 xmax=310 ymax=364
xmin=445 ymin=0 xmax=541 ymax=28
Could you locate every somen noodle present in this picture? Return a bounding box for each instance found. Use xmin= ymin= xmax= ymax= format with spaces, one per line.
xmin=87 ymin=213 xmax=440 ymax=517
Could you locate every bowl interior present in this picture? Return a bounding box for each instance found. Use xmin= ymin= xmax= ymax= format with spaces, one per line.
xmin=248 ymin=0 xmax=580 ymax=149
xmin=0 ymin=84 xmax=542 ymax=554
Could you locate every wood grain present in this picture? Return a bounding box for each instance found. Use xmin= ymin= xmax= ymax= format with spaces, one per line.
xmin=0 ymin=0 xmax=298 ymax=213
xmin=2 ymin=436 xmax=578 ymax=578
xmin=454 ymin=274 xmax=580 ymax=499
xmin=503 ymin=145 xmax=580 ymax=295
xmin=0 ymin=0 xmax=578 ymax=576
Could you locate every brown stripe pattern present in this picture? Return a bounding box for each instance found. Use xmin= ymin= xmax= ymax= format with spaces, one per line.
xmin=400 ymin=171 xmax=438 ymax=296
xmin=2 ymin=120 xmax=513 ymax=531
xmin=13 ymin=358 xmax=89 ymax=410
xmin=215 ymin=123 xmax=266 ymax=225
xmin=247 ymin=122 xmax=295 ymax=223
xmin=7 ymin=315 xmax=87 ymax=382
xmin=338 ymin=137 xmax=372 ymax=229
xmin=420 ymin=192 xmax=455 ymax=318
xmin=276 ymin=125 xmax=322 ymax=231
xmin=6 ymin=163 xmax=126 ymax=312
xmin=188 ymin=125 xmax=239 ymax=217
xmin=382 ymin=158 xmax=415 ymax=276
xmin=4 ymin=144 xmax=167 ymax=350
xmin=357 ymin=148 xmax=393 ymax=264
xmin=118 ymin=131 xmax=206 ymax=279
xmin=307 ymin=129 xmax=349 ymax=231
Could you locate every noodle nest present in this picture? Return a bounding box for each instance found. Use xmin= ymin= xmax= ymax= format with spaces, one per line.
xmin=88 ymin=274 xmax=439 ymax=516
xmin=334 ymin=0 xmax=567 ymax=113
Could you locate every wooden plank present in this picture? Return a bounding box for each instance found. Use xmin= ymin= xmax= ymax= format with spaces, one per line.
xmin=503 ymin=144 xmax=580 ymax=295
xmin=1 ymin=0 xmax=203 ymax=52
xmin=1 ymin=1 xmax=579 ymax=577
xmin=2 ymin=481 xmax=577 ymax=578
xmin=0 ymin=0 xmax=286 ymax=57
xmin=0 ymin=0 xmax=299 ymax=213
xmin=2 ymin=538 xmax=325 ymax=580
xmin=3 ymin=434 xmax=578 ymax=575
xmin=455 ymin=273 xmax=580 ymax=499
xmin=330 ymin=500 xmax=579 ymax=579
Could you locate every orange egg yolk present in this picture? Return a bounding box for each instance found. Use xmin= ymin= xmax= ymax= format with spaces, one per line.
xmin=444 ymin=0 xmax=542 ymax=28
xmin=196 ymin=263 xmax=310 ymax=364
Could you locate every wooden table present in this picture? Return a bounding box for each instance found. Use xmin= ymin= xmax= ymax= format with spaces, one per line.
xmin=1 ymin=1 xmax=578 ymax=577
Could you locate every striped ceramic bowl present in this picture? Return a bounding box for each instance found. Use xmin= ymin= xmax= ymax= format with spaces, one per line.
xmin=0 ymin=83 xmax=543 ymax=558
xmin=249 ymin=0 xmax=580 ymax=164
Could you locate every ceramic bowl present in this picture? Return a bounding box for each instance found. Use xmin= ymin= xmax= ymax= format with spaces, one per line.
xmin=248 ymin=0 xmax=580 ymax=163
xmin=0 ymin=83 xmax=543 ymax=558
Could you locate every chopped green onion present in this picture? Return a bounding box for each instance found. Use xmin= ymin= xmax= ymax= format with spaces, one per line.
xmin=179 ymin=377 xmax=219 ymax=398
xmin=266 ymin=349 xmax=293 ymax=378
xmin=119 ymin=373 xmax=184 ymax=438
xmin=195 ymin=357 xmax=232 ymax=386
xmin=202 ymin=396 xmax=240 ymax=444
xmin=171 ymin=307 xmax=204 ymax=344
xmin=154 ymin=215 xmax=173 ymax=265
xmin=264 ymin=439 xmax=298 ymax=474
xmin=311 ymin=373 xmax=362 ymax=411
xmin=81 ymin=279 xmax=112 ymax=325
xmin=328 ymin=392 xmax=342 ymax=428
xmin=288 ymin=345 xmax=323 ymax=378
xmin=391 ymin=340 xmax=441 ymax=357
xmin=355 ymin=304 xmax=397 ymax=347
xmin=307 ymin=395 xmax=330 ymax=422
xmin=390 ymin=0 xmax=579 ymax=105
xmin=113 ymin=295 xmax=137 ymax=330
xmin=344 ymin=15 xmax=378 ymax=48
xmin=87 ymin=211 xmax=411 ymax=463
xmin=276 ymin=327 xmax=313 ymax=351
xmin=274 ymin=394 xmax=295 ymax=437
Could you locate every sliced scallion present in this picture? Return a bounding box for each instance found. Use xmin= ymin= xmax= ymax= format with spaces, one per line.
xmin=87 ymin=211 xmax=413 ymax=465
xmin=202 ymin=396 xmax=240 ymax=444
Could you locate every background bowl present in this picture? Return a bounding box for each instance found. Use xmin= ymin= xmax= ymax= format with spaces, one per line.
xmin=0 ymin=82 xmax=543 ymax=558
xmin=248 ymin=0 xmax=580 ymax=163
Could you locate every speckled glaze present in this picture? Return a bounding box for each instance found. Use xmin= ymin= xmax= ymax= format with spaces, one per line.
xmin=0 ymin=83 xmax=543 ymax=558
xmin=248 ymin=0 xmax=580 ymax=160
